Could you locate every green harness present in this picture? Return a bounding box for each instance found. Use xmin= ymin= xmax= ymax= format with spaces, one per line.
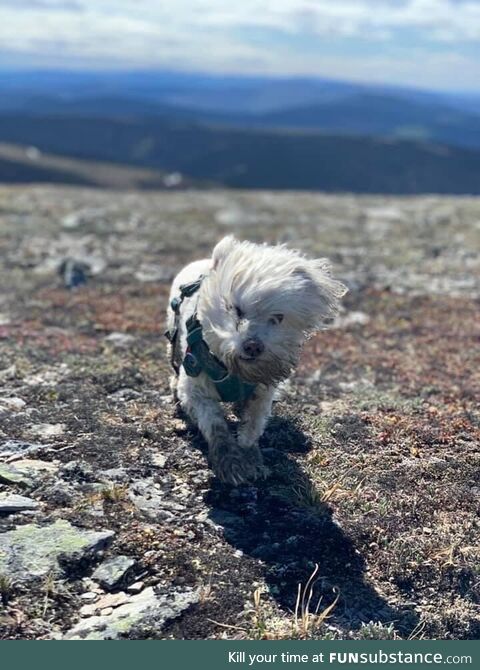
xmin=165 ymin=276 xmax=256 ymax=403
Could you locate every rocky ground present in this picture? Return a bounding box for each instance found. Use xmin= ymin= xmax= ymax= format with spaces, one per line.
xmin=0 ymin=185 xmax=479 ymax=640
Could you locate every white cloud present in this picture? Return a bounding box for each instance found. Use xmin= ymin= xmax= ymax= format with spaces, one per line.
xmin=0 ymin=0 xmax=83 ymax=9
xmin=0 ymin=1 xmax=478 ymax=90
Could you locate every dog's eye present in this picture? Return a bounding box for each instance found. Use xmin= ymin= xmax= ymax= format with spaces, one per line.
xmin=269 ymin=314 xmax=284 ymax=325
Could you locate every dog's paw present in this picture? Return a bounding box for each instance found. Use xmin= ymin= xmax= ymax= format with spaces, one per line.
xmin=214 ymin=444 xmax=266 ymax=486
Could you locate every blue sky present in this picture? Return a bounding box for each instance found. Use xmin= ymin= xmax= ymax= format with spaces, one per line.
xmin=0 ymin=0 xmax=479 ymax=92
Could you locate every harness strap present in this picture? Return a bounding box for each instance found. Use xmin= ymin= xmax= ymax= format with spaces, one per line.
xmin=165 ymin=274 xmax=257 ymax=403
xmin=165 ymin=276 xmax=204 ymax=374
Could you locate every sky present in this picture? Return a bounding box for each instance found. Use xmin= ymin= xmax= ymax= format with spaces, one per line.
xmin=0 ymin=0 xmax=479 ymax=92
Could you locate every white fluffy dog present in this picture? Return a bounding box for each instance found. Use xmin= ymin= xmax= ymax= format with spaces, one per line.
xmin=166 ymin=236 xmax=346 ymax=485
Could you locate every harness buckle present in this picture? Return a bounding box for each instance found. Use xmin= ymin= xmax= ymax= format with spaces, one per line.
xmin=183 ymin=348 xmax=202 ymax=377
xmin=170 ymin=296 xmax=181 ymax=312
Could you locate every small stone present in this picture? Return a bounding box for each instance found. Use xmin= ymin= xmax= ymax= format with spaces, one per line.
xmin=109 ymin=388 xmax=142 ymax=402
xmin=0 ymin=493 xmax=39 ymax=513
xmin=333 ymin=311 xmax=370 ymax=328
xmin=48 ymin=632 xmax=64 ymax=641
xmin=0 ymin=397 xmax=26 ymax=411
xmin=128 ymin=479 xmax=169 ymax=521
xmin=40 ymin=481 xmax=76 ymax=506
xmin=104 ymin=333 xmax=136 ymax=348
xmin=80 ymin=604 xmax=97 ymax=617
xmin=0 ymin=440 xmax=45 ymax=459
xmin=95 ymin=592 xmax=129 ymax=610
xmin=29 ymin=423 xmax=66 ymax=438
xmin=0 ymin=364 xmax=16 ymax=380
xmin=80 ymin=592 xmax=98 ymax=602
xmin=127 ymin=581 xmax=144 ymax=594
xmin=0 ymin=463 xmax=35 ymax=487
xmin=62 ymin=212 xmax=82 ymax=229
xmin=172 ymin=419 xmax=187 ymax=431
xmin=88 ymin=500 xmax=105 ymax=518
xmin=151 ymin=453 xmax=167 ymax=468
xmin=81 ymin=577 xmax=97 ymax=589
xmin=61 ymin=460 xmax=95 ymax=481
xmin=92 ymin=555 xmax=136 ymax=591
xmin=134 ymin=265 xmax=170 ymax=283
xmin=101 ymin=607 xmax=114 ymax=616
xmin=99 ymin=468 xmax=128 ymax=482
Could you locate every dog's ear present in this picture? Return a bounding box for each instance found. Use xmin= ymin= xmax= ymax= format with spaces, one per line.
xmin=212 ymin=236 xmax=238 ymax=269
xmin=294 ymin=259 xmax=348 ymax=324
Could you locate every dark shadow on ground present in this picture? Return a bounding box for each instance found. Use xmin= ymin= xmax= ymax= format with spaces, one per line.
xmin=201 ymin=415 xmax=419 ymax=637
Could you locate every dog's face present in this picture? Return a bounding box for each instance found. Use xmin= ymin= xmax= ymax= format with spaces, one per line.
xmin=197 ymin=236 xmax=347 ymax=385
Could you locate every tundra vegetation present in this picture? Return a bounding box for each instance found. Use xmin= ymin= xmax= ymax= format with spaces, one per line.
xmin=0 ymin=186 xmax=478 ymax=639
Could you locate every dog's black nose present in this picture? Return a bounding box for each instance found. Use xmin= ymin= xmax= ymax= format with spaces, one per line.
xmin=242 ymin=338 xmax=264 ymax=358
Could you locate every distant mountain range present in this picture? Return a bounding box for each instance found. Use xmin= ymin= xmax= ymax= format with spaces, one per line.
xmin=1 ymin=69 xmax=479 ymax=145
xmin=1 ymin=115 xmax=480 ymax=195
xmin=0 ymin=69 xmax=479 ymax=193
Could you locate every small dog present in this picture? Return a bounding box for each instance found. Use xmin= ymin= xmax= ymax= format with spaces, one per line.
xmin=167 ymin=236 xmax=346 ymax=485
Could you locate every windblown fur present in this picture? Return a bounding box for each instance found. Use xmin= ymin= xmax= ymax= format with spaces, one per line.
xmin=167 ymin=235 xmax=347 ymax=485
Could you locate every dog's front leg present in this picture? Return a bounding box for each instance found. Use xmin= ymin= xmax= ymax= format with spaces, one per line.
xmin=177 ymin=374 xmax=261 ymax=485
xmin=237 ymin=385 xmax=274 ymax=475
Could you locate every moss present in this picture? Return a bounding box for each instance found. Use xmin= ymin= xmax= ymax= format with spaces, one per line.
xmin=0 ymin=521 xmax=114 ymax=581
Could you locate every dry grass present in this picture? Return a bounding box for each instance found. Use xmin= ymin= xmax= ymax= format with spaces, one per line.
xmin=293 ymin=564 xmax=340 ymax=638
xmin=101 ymin=484 xmax=128 ymax=503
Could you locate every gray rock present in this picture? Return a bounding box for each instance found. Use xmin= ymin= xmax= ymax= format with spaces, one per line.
xmin=129 ymin=479 xmax=180 ymax=521
xmin=95 ymin=592 xmax=129 ymax=610
xmin=0 ymin=363 xmax=16 ymax=380
xmin=0 ymin=463 xmax=34 ymax=487
xmin=0 ymin=397 xmax=26 ymax=412
xmin=0 ymin=440 xmax=45 ymax=459
xmin=0 ymin=519 xmax=114 ymax=582
xmin=29 ymin=423 xmax=66 ymax=439
xmin=61 ymin=460 xmax=95 ymax=481
xmin=0 ymin=459 xmax=59 ymax=488
xmin=63 ymin=587 xmax=200 ymax=640
xmin=134 ymin=265 xmax=170 ymax=283
xmin=79 ymin=604 xmax=97 ymax=618
xmin=151 ymin=453 xmax=167 ymax=468
xmin=80 ymin=592 xmax=98 ymax=602
xmin=99 ymin=467 xmax=128 ymax=482
xmin=0 ymin=493 xmax=39 ymax=513
xmin=109 ymin=388 xmax=142 ymax=402
xmin=127 ymin=581 xmax=144 ymax=594
xmin=12 ymin=459 xmax=59 ymax=476
xmin=333 ymin=310 xmax=370 ymax=329
xmin=39 ymin=481 xmax=77 ymax=506
xmin=92 ymin=555 xmax=136 ymax=591
xmin=104 ymin=333 xmax=136 ymax=348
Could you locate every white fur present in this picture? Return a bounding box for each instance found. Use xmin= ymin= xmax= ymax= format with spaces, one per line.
xmin=167 ymin=236 xmax=347 ymax=485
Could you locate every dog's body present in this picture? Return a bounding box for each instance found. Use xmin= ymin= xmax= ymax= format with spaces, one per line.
xmin=167 ymin=236 xmax=346 ymax=485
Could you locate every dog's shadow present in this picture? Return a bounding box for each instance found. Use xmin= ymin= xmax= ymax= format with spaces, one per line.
xmin=200 ymin=415 xmax=419 ymax=638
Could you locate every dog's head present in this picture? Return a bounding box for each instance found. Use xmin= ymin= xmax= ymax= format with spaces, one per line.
xmin=197 ymin=236 xmax=347 ymax=384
